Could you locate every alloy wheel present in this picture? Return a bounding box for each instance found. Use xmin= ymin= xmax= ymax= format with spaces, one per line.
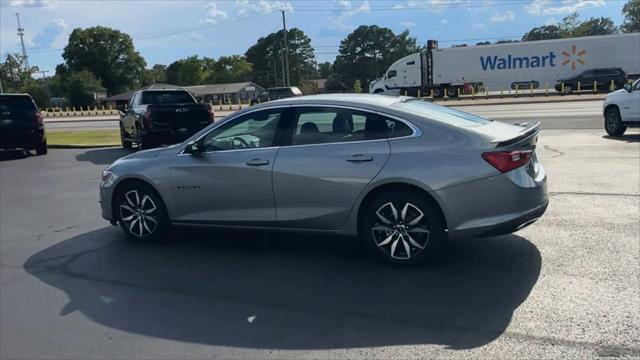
xmin=119 ymin=190 xmax=158 ymax=238
xmin=371 ymin=202 xmax=430 ymax=260
xmin=605 ymin=111 xmax=618 ymax=133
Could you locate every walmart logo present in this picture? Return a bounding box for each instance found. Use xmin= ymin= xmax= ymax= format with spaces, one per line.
xmin=480 ymin=52 xmax=557 ymax=70
xmin=561 ymin=45 xmax=586 ymax=71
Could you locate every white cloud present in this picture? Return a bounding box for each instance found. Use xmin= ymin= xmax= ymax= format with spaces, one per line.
xmin=331 ymin=0 xmax=370 ymax=31
xmin=490 ymin=10 xmax=515 ymax=22
xmin=202 ymin=2 xmax=229 ymax=23
xmin=31 ymin=17 xmax=67 ymax=49
xmin=441 ymin=18 xmax=450 ymax=24
xmin=525 ymin=0 xmax=605 ymax=16
xmin=393 ymin=4 xmax=405 ymax=9
xmin=472 ymin=23 xmax=484 ymax=29
xmin=401 ymin=21 xmax=416 ymax=27
xmin=7 ymin=0 xmax=57 ymax=8
xmin=235 ymin=0 xmax=293 ymax=16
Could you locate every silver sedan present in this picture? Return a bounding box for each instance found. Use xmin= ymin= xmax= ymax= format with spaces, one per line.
xmin=99 ymin=94 xmax=548 ymax=263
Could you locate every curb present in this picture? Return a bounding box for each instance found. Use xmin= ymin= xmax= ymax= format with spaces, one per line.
xmin=48 ymin=144 xmax=121 ymax=149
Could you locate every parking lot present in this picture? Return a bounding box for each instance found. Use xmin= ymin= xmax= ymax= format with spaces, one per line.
xmin=1 ymin=123 xmax=639 ymax=358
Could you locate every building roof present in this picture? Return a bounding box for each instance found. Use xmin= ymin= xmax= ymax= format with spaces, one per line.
xmin=103 ymin=83 xmax=182 ymax=102
xmin=184 ymin=82 xmax=263 ymax=96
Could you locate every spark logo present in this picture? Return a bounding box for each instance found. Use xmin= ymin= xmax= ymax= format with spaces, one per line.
xmin=562 ymin=45 xmax=586 ymax=71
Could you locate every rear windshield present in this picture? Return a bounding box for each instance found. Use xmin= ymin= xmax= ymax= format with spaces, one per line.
xmin=0 ymin=96 xmax=36 ymax=112
xmin=393 ymin=99 xmax=491 ymax=127
xmin=141 ymin=91 xmax=194 ymax=105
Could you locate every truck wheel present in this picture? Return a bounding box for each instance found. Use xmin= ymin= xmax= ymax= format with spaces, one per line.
xmin=120 ymin=123 xmax=133 ymax=150
xmin=604 ymin=107 xmax=626 ymax=136
xmin=35 ymin=139 xmax=47 ymax=155
xmin=138 ymin=135 xmax=154 ymax=150
xmin=446 ymin=87 xmax=458 ymax=98
xmin=432 ymin=88 xmax=443 ymax=98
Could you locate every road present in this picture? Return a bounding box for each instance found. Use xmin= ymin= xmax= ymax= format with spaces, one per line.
xmin=1 ymin=124 xmax=638 ymax=358
xmin=45 ymin=100 xmax=605 ymax=131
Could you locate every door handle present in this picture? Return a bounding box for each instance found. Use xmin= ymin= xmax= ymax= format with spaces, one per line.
xmin=246 ymin=158 xmax=270 ymax=166
xmin=347 ymin=154 xmax=374 ymax=163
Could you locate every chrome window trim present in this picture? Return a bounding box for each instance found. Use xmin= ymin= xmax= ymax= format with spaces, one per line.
xmin=178 ymin=102 xmax=422 ymax=155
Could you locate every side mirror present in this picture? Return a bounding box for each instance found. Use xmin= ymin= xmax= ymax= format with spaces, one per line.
xmin=624 ymin=83 xmax=633 ymax=93
xmin=184 ymin=141 xmax=203 ymax=155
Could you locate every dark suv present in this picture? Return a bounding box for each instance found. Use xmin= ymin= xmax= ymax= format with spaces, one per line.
xmin=251 ymin=86 xmax=302 ymax=105
xmin=555 ymin=68 xmax=627 ymax=94
xmin=0 ymin=94 xmax=47 ymax=155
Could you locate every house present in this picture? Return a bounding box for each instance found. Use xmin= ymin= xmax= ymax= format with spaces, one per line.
xmin=183 ymin=82 xmax=264 ymax=104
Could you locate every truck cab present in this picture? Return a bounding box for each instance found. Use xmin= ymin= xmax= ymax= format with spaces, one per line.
xmin=370 ymin=53 xmax=422 ymax=94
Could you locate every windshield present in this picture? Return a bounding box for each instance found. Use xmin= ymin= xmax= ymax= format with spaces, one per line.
xmin=142 ymin=91 xmax=194 ymax=105
xmin=0 ymin=96 xmax=36 ymax=112
xmin=393 ymin=99 xmax=491 ymax=127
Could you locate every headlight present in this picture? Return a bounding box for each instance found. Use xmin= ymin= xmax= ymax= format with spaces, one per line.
xmin=101 ymin=170 xmax=115 ymax=186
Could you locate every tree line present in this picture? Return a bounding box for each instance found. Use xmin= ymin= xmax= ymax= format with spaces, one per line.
xmin=1 ymin=0 xmax=638 ymax=107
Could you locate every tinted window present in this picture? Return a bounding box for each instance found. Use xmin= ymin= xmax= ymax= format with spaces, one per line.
xmin=141 ymin=91 xmax=194 ymax=104
xmin=393 ymin=99 xmax=491 ymax=127
xmin=0 ymin=96 xmax=36 ymax=112
xmin=202 ymin=109 xmax=282 ymax=151
xmin=387 ymin=70 xmax=397 ymax=78
xmin=382 ymin=117 xmax=414 ymax=138
xmin=291 ymin=107 xmax=386 ymax=145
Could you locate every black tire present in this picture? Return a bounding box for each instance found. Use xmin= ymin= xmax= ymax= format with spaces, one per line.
xmin=446 ymin=87 xmax=458 ymax=98
xmin=35 ymin=139 xmax=47 ymax=155
xmin=115 ymin=182 xmax=170 ymax=242
xmin=138 ymin=134 xmax=153 ymax=150
xmin=359 ymin=191 xmax=445 ymax=264
xmin=563 ymin=85 xmax=573 ymax=95
xmin=604 ymin=107 xmax=627 ymax=136
xmin=432 ymin=87 xmax=443 ymax=98
xmin=120 ymin=123 xmax=133 ymax=149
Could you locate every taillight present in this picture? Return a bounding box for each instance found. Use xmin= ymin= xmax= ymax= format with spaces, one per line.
xmin=143 ymin=110 xmax=152 ymax=128
xmin=34 ymin=112 xmax=43 ymax=125
xmin=208 ymin=105 xmax=215 ymax=123
xmin=482 ymin=150 xmax=532 ymax=173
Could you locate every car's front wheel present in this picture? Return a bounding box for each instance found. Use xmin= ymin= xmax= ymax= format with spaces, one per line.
xmin=116 ymin=182 xmax=169 ymax=242
xmin=120 ymin=123 xmax=133 ymax=149
xmin=604 ymin=107 xmax=626 ymax=136
xmin=360 ymin=191 xmax=444 ymax=264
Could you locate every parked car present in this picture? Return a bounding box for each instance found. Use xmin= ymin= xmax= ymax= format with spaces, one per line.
xmin=120 ymin=89 xmax=214 ymax=149
xmin=100 ymin=94 xmax=548 ymax=264
xmin=555 ymin=68 xmax=627 ymax=94
xmin=603 ymin=79 xmax=640 ymax=136
xmin=250 ymin=86 xmax=302 ymax=105
xmin=0 ymin=94 xmax=47 ymax=155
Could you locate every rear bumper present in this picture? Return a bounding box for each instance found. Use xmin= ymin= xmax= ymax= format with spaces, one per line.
xmin=142 ymin=127 xmax=205 ymax=145
xmin=0 ymin=128 xmax=44 ymax=150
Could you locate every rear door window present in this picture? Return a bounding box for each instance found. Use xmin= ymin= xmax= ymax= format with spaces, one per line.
xmin=0 ymin=96 xmax=36 ymax=113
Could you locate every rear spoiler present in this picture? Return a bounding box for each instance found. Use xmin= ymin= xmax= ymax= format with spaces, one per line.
xmin=492 ymin=121 xmax=540 ymax=147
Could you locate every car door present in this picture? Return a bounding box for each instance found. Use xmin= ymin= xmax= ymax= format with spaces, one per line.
xmin=272 ymin=106 xmax=391 ymax=230
xmin=169 ymin=107 xmax=286 ymax=224
xmin=620 ymin=80 xmax=640 ymax=121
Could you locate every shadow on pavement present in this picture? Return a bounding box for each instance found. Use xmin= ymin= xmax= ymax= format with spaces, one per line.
xmin=0 ymin=150 xmax=31 ymax=162
xmin=24 ymin=227 xmax=541 ymax=350
xmin=602 ymin=134 xmax=640 ymax=143
xmin=75 ymin=147 xmax=131 ymax=165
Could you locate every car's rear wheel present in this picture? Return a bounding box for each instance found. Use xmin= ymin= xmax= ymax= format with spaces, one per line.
xmin=35 ymin=139 xmax=47 ymax=155
xmin=120 ymin=123 xmax=133 ymax=149
xmin=604 ymin=107 xmax=627 ymax=136
xmin=116 ymin=182 xmax=169 ymax=242
xmin=360 ymin=191 xmax=444 ymax=264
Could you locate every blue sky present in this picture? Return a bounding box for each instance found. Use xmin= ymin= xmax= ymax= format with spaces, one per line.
xmin=0 ymin=0 xmax=629 ymax=77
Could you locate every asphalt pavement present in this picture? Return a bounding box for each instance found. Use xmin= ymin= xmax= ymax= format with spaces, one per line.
xmin=1 ymin=126 xmax=638 ymax=359
xmin=45 ymin=100 xmax=605 ymax=131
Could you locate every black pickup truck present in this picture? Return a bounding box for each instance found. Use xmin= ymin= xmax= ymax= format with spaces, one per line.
xmin=120 ymin=89 xmax=214 ymax=149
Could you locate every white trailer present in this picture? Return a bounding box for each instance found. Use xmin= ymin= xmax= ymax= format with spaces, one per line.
xmin=369 ymin=33 xmax=640 ymax=97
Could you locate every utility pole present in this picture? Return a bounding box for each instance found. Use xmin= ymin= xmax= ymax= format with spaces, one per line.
xmin=39 ymin=70 xmax=49 ymax=79
xmin=15 ymin=13 xmax=29 ymax=71
xmin=280 ymin=44 xmax=286 ymax=88
xmin=281 ymin=9 xmax=290 ymax=86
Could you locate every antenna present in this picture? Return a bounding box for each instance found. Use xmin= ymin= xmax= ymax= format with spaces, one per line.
xmin=16 ymin=12 xmax=29 ymax=71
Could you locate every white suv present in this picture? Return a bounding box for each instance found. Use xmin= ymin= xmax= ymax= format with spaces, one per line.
xmin=603 ymin=79 xmax=640 ymax=136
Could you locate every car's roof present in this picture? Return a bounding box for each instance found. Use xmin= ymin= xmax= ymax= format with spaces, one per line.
xmin=268 ymin=93 xmax=408 ymax=107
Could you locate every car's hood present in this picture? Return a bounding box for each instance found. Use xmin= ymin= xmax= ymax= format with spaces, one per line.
xmin=606 ymin=89 xmax=627 ymax=98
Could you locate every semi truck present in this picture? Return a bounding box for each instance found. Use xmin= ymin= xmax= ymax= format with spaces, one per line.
xmin=369 ymin=33 xmax=640 ymax=97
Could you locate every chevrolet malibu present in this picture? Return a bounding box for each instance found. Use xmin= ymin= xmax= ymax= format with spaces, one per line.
xmin=100 ymin=94 xmax=548 ymax=263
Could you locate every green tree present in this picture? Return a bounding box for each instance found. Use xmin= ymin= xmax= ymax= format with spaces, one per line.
xmin=203 ymin=55 xmax=253 ymax=83
xmin=21 ymin=82 xmax=51 ymax=108
xmin=141 ymin=64 xmax=167 ymax=86
xmin=621 ymin=0 xmax=640 ymax=32
xmin=0 ymin=54 xmax=38 ymax=92
xmin=318 ymin=61 xmax=333 ymax=78
xmin=522 ymin=25 xmax=563 ymax=41
xmin=165 ymin=56 xmax=206 ymax=86
xmin=572 ymin=17 xmax=617 ymax=36
xmin=61 ymin=26 xmax=146 ymax=94
xmin=63 ymin=70 xmax=105 ymax=107
xmin=245 ymin=28 xmax=316 ymax=88
xmin=333 ymin=25 xmax=419 ymax=90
